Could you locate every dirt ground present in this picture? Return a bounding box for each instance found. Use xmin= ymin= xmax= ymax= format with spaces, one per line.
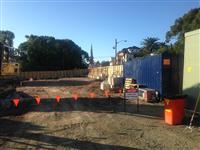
xmin=0 ymin=78 xmax=200 ymax=150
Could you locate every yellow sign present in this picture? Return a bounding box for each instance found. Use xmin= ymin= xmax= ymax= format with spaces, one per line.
xmin=187 ymin=66 xmax=192 ymax=73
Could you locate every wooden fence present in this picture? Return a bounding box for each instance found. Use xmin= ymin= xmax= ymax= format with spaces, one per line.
xmin=88 ymin=65 xmax=123 ymax=79
xmin=19 ymin=69 xmax=88 ymax=79
xmin=3 ymin=65 xmax=123 ymax=80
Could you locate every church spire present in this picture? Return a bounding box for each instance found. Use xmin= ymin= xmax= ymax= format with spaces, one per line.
xmin=90 ymin=44 xmax=94 ymax=65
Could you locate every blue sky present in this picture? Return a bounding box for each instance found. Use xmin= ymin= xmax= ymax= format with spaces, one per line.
xmin=0 ymin=0 xmax=199 ymax=61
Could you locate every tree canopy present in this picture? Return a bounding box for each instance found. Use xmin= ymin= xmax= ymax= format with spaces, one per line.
xmin=141 ymin=37 xmax=161 ymax=53
xmin=166 ymin=8 xmax=200 ymax=53
xmin=139 ymin=37 xmax=169 ymax=56
xmin=100 ymin=61 xmax=110 ymax=67
xmin=17 ymin=35 xmax=89 ymax=71
xmin=0 ymin=31 xmax=16 ymax=60
xmin=0 ymin=30 xmax=15 ymax=47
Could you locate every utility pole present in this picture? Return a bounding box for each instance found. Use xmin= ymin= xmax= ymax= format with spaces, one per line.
xmin=113 ymin=39 xmax=127 ymax=65
xmin=62 ymin=49 xmax=64 ymax=70
xmin=115 ymin=39 xmax=117 ymax=64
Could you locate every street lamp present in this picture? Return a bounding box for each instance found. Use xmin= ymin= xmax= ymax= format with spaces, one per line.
xmin=113 ymin=38 xmax=127 ymax=64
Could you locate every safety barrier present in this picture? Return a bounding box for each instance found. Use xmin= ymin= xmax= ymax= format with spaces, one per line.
xmin=0 ymin=90 xmax=125 ymax=116
xmin=9 ymin=90 xmax=123 ymax=107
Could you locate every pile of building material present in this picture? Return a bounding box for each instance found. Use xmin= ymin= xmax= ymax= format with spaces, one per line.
xmin=138 ymin=88 xmax=157 ymax=102
xmin=100 ymin=76 xmax=124 ymax=91
xmin=108 ymin=76 xmax=124 ymax=89
xmin=100 ymin=80 xmax=110 ymax=90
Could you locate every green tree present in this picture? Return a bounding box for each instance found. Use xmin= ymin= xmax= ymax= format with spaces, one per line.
xmin=141 ymin=37 xmax=160 ymax=53
xmin=0 ymin=30 xmax=15 ymax=47
xmin=0 ymin=30 xmax=16 ymax=60
xmin=166 ymin=8 xmax=200 ymax=53
xmin=18 ymin=35 xmax=89 ymax=71
xmin=101 ymin=61 xmax=110 ymax=67
xmin=156 ymin=42 xmax=170 ymax=54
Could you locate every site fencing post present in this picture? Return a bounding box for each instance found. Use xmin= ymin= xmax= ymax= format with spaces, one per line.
xmin=123 ymin=89 xmax=126 ymax=112
xmin=137 ymin=98 xmax=139 ymax=113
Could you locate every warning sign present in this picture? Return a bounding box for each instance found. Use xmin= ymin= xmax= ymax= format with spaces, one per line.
xmin=125 ymin=88 xmax=138 ymax=100
xmin=163 ymin=59 xmax=170 ymax=65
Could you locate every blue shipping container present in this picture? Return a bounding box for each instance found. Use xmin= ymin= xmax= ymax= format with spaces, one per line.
xmin=124 ymin=54 xmax=163 ymax=95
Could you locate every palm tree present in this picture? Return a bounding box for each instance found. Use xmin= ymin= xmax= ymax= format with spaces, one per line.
xmin=141 ymin=37 xmax=160 ymax=53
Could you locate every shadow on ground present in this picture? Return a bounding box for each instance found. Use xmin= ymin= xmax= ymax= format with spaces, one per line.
xmin=1 ymin=91 xmax=199 ymax=126
xmin=0 ymin=118 xmax=140 ymax=150
xmin=0 ymin=92 xmax=199 ymax=149
xmin=21 ymin=79 xmax=93 ymax=87
xmin=0 ymin=91 xmax=164 ymax=119
xmin=0 ymin=91 xmax=144 ymax=149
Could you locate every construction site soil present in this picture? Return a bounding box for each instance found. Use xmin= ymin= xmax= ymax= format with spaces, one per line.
xmin=0 ymin=78 xmax=199 ymax=150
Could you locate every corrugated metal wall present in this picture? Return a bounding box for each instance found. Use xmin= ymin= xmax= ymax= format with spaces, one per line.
xmin=124 ymin=53 xmax=183 ymax=98
xmin=124 ymin=55 xmax=162 ymax=94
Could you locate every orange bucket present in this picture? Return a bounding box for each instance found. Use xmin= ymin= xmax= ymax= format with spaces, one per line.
xmin=164 ymin=97 xmax=185 ymax=125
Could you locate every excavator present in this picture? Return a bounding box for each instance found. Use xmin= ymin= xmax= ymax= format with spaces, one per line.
xmin=0 ymin=42 xmax=20 ymax=98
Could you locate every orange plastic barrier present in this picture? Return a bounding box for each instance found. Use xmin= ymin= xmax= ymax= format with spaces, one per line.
xmin=72 ymin=93 xmax=78 ymax=101
xmin=56 ymin=96 xmax=61 ymax=103
xmin=104 ymin=90 xmax=110 ymax=97
xmin=13 ymin=99 xmax=20 ymax=107
xmin=35 ymin=97 xmax=41 ymax=104
xmin=88 ymin=92 xmax=96 ymax=98
xmin=164 ymin=98 xmax=185 ymax=125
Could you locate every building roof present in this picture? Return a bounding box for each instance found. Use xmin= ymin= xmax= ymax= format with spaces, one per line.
xmin=118 ymin=46 xmax=141 ymax=55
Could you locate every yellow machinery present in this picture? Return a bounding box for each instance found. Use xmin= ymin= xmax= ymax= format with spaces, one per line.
xmin=0 ymin=42 xmax=20 ymax=97
xmin=1 ymin=62 xmax=20 ymax=75
xmin=0 ymin=42 xmax=20 ymax=75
